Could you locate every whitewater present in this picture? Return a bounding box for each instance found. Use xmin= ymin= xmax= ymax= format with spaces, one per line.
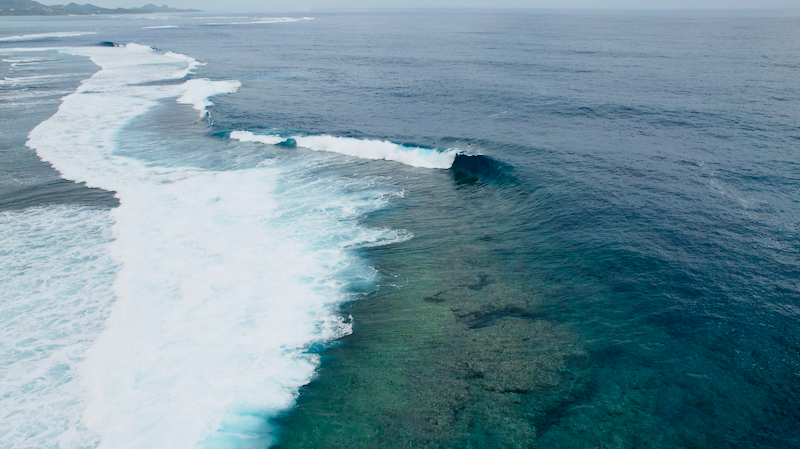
xmin=230 ymin=131 xmax=458 ymax=169
xmin=1 ymin=43 xmax=431 ymax=448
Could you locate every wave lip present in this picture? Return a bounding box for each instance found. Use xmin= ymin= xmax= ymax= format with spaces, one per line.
xmin=231 ymin=131 xmax=458 ymax=169
xmin=178 ymin=78 xmax=241 ymax=116
xmin=230 ymin=130 xmax=287 ymax=145
xmin=207 ymin=17 xmax=314 ymax=25
xmin=0 ymin=31 xmax=97 ymax=42
xmin=251 ymin=17 xmax=314 ymax=23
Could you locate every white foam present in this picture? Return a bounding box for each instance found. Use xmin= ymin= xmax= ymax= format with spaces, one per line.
xmin=3 ymin=58 xmax=40 ymax=62
xmin=27 ymin=44 xmax=199 ymax=188
xmin=0 ymin=31 xmax=97 ymax=42
xmin=8 ymin=62 xmax=45 ymax=72
xmin=141 ymin=25 xmax=180 ymax=29
xmin=231 ymin=131 xmax=458 ymax=169
xmin=250 ymin=17 xmax=314 ymax=24
xmin=0 ymin=206 xmax=117 ymax=449
xmin=0 ymin=47 xmax=62 ymax=55
xmin=207 ymin=17 xmax=314 ymax=25
xmin=0 ymin=89 xmax=74 ymax=105
xmin=0 ymin=73 xmax=77 ymax=86
xmin=177 ymin=78 xmax=241 ymax=117
xmin=230 ymin=130 xmax=285 ymax=145
xmin=21 ymin=43 xmax=407 ymax=448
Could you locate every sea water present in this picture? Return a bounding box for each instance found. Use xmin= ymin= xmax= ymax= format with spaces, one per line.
xmin=1 ymin=10 xmax=798 ymax=449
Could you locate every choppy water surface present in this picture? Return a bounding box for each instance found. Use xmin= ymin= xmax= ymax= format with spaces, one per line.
xmin=1 ymin=9 xmax=798 ymax=449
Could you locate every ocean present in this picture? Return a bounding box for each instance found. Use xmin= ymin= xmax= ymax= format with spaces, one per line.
xmin=1 ymin=9 xmax=798 ymax=448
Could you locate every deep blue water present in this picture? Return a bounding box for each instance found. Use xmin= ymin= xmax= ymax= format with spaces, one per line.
xmin=1 ymin=9 xmax=799 ymax=448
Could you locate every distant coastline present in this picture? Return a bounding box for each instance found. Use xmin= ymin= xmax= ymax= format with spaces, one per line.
xmin=0 ymin=0 xmax=198 ymax=15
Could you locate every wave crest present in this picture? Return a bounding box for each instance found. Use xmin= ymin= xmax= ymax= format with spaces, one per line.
xmin=231 ymin=131 xmax=458 ymax=169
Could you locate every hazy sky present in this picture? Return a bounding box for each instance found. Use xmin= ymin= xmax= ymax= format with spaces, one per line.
xmin=38 ymin=0 xmax=800 ymax=12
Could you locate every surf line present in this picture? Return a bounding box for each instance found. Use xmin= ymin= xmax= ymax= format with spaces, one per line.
xmin=23 ymin=43 xmax=394 ymax=449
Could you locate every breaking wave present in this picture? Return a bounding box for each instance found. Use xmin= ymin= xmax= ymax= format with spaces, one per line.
xmin=231 ymin=131 xmax=458 ymax=169
xmin=15 ymin=43 xmax=408 ymax=448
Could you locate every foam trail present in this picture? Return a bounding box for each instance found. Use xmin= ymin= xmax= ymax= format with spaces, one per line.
xmin=0 ymin=47 xmax=61 ymax=54
xmin=4 ymin=57 xmax=48 ymax=71
xmin=231 ymin=131 xmax=458 ymax=169
xmin=23 ymin=43 xmax=404 ymax=449
xmin=0 ymin=31 xmax=97 ymax=42
xmin=1 ymin=73 xmax=78 ymax=87
xmin=2 ymin=58 xmax=42 ymax=62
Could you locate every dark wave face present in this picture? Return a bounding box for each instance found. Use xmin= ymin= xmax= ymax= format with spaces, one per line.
xmin=1 ymin=9 xmax=799 ymax=449
xmin=450 ymin=153 xmax=515 ymax=185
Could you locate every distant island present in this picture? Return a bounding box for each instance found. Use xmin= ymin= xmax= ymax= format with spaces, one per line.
xmin=0 ymin=0 xmax=198 ymax=15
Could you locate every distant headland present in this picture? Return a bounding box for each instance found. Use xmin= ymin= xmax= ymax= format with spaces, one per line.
xmin=0 ymin=0 xmax=198 ymax=15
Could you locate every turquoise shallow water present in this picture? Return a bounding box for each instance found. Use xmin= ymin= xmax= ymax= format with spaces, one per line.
xmin=1 ymin=9 xmax=799 ymax=448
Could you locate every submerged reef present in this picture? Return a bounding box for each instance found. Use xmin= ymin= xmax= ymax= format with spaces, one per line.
xmin=273 ymin=164 xmax=588 ymax=448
